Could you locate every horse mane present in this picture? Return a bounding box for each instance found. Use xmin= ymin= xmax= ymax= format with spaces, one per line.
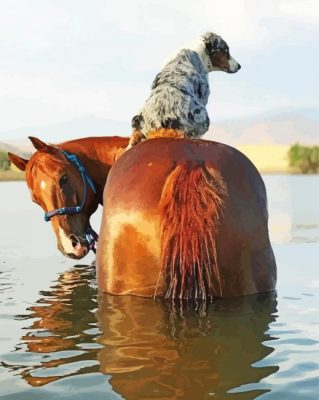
xmin=158 ymin=162 xmax=227 ymax=300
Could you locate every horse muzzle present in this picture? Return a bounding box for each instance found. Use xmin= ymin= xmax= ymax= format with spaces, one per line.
xmin=57 ymin=231 xmax=89 ymax=259
xmin=67 ymin=234 xmax=89 ymax=259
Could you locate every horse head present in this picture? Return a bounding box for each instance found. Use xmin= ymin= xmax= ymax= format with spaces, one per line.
xmin=8 ymin=137 xmax=98 ymax=259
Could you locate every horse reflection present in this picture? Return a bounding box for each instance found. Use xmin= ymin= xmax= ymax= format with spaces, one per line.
xmin=10 ymin=265 xmax=100 ymax=387
xmin=9 ymin=266 xmax=278 ymax=399
xmin=97 ymin=293 xmax=278 ymax=400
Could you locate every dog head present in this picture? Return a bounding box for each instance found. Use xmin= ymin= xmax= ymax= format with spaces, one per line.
xmin=201 ymin=32 xmax=241 ymax=74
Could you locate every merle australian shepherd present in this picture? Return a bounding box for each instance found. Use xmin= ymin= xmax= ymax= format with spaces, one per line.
xmin=129 ymin=32 xmax=241 ymax=147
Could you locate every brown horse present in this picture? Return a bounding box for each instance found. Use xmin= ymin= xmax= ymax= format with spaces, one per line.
xmin=8 ymin=136 xmax=128 ymax=259
xmin=97 ymin=136 xmax=277 ymax=299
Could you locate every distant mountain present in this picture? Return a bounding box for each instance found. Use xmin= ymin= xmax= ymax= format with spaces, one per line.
xmin=204 ymin=110 xmax=319 ymax=145
xmin=0 ymin=142 xmax=32 ymax=158
xmin=0 ymin=116 xmax=131 ymax=155
xmin=0 ymin=109 xmax=318 ymax=155
xmin=0 ymin=116 xmax=130 ymax=145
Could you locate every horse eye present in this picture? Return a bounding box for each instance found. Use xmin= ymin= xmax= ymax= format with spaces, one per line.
xmin=59 ymin=175 xmax=68 ymax=186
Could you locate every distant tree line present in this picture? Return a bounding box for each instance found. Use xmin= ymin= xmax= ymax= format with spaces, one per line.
xmin=2 ymin=145 xmax=319 ymax=174
xmin=0 ymin=152 xmax=10 ymax=171
xmin=288 ymin=144 xmax=319 ymax=174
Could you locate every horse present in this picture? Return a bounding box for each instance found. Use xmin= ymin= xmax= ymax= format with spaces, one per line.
xmin=8 ymin=136 xmax=129 ymax=259
xmin=96 ymin=136 xmax=277 ymax=299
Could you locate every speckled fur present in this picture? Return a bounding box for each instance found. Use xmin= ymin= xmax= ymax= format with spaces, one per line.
xmin=131 ymin=32 xmax=240 ymax=141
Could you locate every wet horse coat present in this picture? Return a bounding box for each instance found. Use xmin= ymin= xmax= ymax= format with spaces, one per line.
xmin=97 ymin=138 xmax=277 ymax=299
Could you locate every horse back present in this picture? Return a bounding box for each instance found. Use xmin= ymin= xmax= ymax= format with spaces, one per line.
xmin=103 ymin=138 xmax=266 ymax=210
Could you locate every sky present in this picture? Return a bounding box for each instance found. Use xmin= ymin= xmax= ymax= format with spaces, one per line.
xmin=0 ymin=0 xmax=318 ymax=137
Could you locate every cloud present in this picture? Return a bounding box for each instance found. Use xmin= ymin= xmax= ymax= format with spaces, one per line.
xmin=0 ymin=0 xmax=317 ymax=132
xmin=278 ymin=0 xmax=319 ymax=23
xmin=0 ymin=71 xmax=149 ymax=130
xmin=102 ymin=0 xmax=319 ymax=48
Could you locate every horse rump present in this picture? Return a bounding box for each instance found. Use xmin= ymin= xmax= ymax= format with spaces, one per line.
xmin=158 ymin=162 xmax=227 ymax=300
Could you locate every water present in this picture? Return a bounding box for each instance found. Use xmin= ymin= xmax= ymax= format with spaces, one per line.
xmin=0 ymin=175 xmax=318 ymax=399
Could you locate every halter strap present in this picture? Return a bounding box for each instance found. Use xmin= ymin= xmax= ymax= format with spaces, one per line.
xmin=86 ymin=225 xmax=99 ymax=254
xmin=44 ymin=151 xmax=96 ymax=222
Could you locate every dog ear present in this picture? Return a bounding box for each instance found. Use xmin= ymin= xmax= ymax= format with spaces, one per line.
xmin=202 ymin=32 xmax=215 ymax=42
xmin=202 ymin=32 xmax=221 ymax=55
xmin=8 ymin=152 xmax=29 ymax=171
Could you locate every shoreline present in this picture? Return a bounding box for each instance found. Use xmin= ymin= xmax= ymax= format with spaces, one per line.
xmin=0 ymin=171 xmax=25 ymax=181
xmin=0 ymin=170 xmax=317 ymax=182
xmin=1 ymin=144 xmax=317 ymax=181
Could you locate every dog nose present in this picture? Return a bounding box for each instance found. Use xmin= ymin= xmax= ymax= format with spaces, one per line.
xmin=237 ymin=63 xmax=241 ymax=70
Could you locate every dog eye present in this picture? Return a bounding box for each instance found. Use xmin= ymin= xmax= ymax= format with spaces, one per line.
xmin=59 ymin=175 xmax=68 ymax=186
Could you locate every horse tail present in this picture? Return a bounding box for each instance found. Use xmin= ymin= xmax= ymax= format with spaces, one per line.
xmin=158 ymin=162 xmax=227 ymax=300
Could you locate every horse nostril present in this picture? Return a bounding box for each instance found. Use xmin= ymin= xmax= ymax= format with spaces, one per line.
xmin=69 ymin=234 xmax=80 ymax=248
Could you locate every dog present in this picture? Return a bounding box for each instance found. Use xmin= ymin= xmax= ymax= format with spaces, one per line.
xmin=128 ymin=32 xmax=241 ymax=148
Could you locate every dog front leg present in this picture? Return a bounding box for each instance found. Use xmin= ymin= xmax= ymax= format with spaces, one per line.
xmin=126 ymin=130 xmax=146 ymax=150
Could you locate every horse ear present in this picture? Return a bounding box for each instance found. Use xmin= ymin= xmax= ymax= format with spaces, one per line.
xmin=28 ymin=136 xmax=49 ymax=151
xmin=8 ymin=152 xmax=29 ymax=171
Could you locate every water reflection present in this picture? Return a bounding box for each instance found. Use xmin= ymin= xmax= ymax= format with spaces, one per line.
xmin=97 ymin=293 xmax=278 ymax=399
xmin=5 ymin=264 xmax=100 ymax=387
xmin=5 ymin=265 xmax=278 ymax=399
xmin=263 ymin=175 xmax=319 ymax=244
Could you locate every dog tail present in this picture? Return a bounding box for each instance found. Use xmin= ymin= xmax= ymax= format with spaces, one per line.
xmin=131 ymin=114 xmax=144 ymax=130
xmin=158 ymin=162 xmax=227 ymax=300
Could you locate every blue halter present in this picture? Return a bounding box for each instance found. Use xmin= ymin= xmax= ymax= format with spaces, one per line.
xmin=44 ymin=150 xmax=98 ymax=253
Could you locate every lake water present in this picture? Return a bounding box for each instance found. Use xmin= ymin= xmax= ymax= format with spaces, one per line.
xmin=0 ymin=176 xmax=318 ymax=400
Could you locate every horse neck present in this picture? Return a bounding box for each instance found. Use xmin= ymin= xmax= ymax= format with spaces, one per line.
xmin=58 ymin=136 xmax=129 ymax=197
